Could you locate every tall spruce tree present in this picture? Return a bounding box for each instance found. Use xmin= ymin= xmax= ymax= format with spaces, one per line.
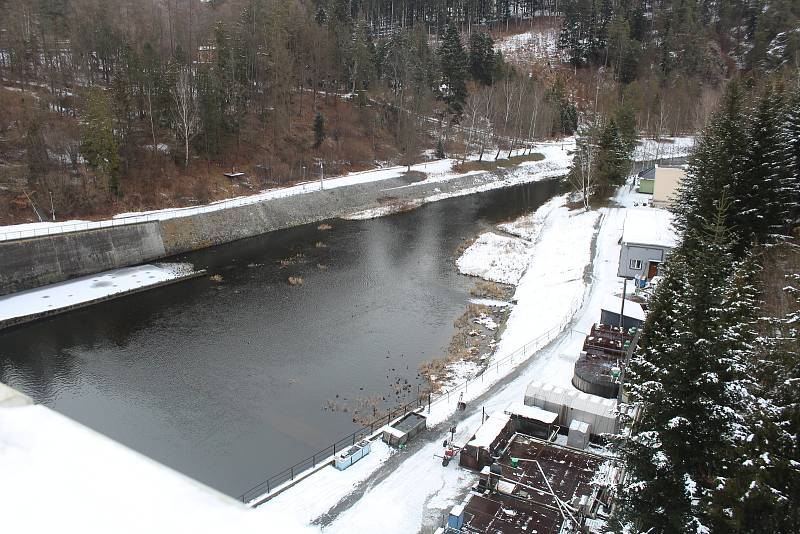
xmin=731 ymin=88 xmax=793 ymax=252
xmin=615 ymin=204 xmax=755 ymax=533
xmin=81 ymin=88 xmax=121 ymax=195
xmin=673 ymin=82 xmax=748 ymax=250
xmin=593 ymin=118 xmax=629 ymax=195
xmin=468 ymin=32 xmax=496 ymax=86
xmin=779 ymin=87 xmax=800 ymax=225
xmin=438 ymin=22 xmax=468 ymax=121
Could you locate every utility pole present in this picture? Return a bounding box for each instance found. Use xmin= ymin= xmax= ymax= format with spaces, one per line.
xmin=319 ymin=160 xmax=324 ymax=190
xmin=620 ymin=279 xmax=627 ymax=328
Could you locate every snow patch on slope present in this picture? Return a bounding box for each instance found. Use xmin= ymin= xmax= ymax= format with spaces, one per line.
xmin=456 ymin=232 xmax=532 ymax=285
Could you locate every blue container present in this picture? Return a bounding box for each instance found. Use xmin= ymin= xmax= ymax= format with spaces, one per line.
xmin=447 ymin=503 xmax=465 ymax=530
xmin=334 ymin=439 xmax=372 ymax=471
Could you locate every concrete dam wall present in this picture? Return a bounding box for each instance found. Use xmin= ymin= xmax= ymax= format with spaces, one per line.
xmin=0 ymin=222 xmax=166 ymax=296
xmin=0 ymin=167 xmax=558 ymax=296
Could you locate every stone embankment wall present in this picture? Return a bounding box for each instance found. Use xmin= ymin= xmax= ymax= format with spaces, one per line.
xmin=0 ymin=168 xmax=544 ymax=296
xmin=0 ymin=222 xmax=166 ymax=296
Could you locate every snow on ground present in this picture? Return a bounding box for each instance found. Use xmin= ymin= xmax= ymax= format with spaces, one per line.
xmin=0 ymin=402 xmax=314 ymax=534
xmin=493 ymin=202 xmax=600 ymax=359
xmin=315 ymin=201 xmax=614 ymax=534
xmin=342 ymin=200 xmax=424 ymax=221
xmin=0 ymin=140 xmax=576 ymax=240
xmin=633 ymin=136 xmax=695 ymax=162
xmin=468 ymin=297 xmax=511 ymax=307
xmin=254 ymin=441 xmax=394 ymax=523
xmin=0 ymin=263 xmax=197 ymax=322
xmin=0 ymin=176 xmax=639 ymax=533
xmin=257 ymin=190 xmax=605 ymax=533
xmin=259 ymin=178 xmax=639 ymax=533
xmin=495 ymin=25 xmax=563 ymax=63
xmin=456 ymin=232 xmax=532 ymax=285
xmin=344 ymin=142 xmax=577 ymax=220
xmin=0 ymin=136 xmax=691 ymax=241
xmin=499 ymin=194 xmax=564 ymax=241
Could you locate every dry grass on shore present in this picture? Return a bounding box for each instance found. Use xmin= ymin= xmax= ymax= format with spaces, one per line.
xmin=452 ymin=152 xmax=544 ymax=174
xmin=470 ymin=280 xmax=514 ymax=301
xmin=420 ymin=302 xmax=509 ymax=391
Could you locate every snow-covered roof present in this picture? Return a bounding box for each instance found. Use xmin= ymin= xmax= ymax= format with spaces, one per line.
xmin=504 ymin=402 xmax=558 ymax=424
xmin=621 ymin=208 xmax=678 ymax=248
xmin=525 ymin=382 xmax=617 ymax=419
xmin=601 ymin=296 xmax=645 ymax=321
xmin=569 ymin=419 xmax=590 ymax=433
xmin=381 ymin=425 xmax=406 ymax=438
xmin=468 ymin=412 xmax=512 ymax=449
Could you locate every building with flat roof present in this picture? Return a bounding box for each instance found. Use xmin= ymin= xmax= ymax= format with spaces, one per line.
xmin=617 ymin=208 xmax=679 ymax=280
xmin=639 ymin=164 xmax=686 ymax=208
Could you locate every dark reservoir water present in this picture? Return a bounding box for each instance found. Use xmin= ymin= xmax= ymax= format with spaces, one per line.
xmin=0 ymin=179 xmax=560 ymax=497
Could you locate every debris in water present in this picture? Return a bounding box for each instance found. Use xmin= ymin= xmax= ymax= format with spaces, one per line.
xmin=209 ymin=274 xmax=223 ymax=282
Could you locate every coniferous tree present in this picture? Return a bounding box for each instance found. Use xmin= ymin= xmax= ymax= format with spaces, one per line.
xmin=731 ymin=88 xmax=794 ymax=252
xmin=435 ymin=138 xmax=445 ymax=159
xmin=24 ymin=116 xmax=51 ymax=185
xmin=468 ymin=32 xmax=496 ymax=86
xmin=438 ymin=21 xmax=468 ymax=121
xmin=593 ymin=118 xmax=629 ymax=194
xmin=615 ymin=204 xmax=755 ymax=533
xmin=673 ymin=82 xmax=748 ymax=248
xmin=707 ymin=252 xmax=795 ymax=533
xmin=615 ymin=79 xmax=800 ymax=533
xmin=779 ymin=87 xmax=800 ymax=225
xmin=81 ymin=88 xmax=121 ymax=194
xmin=313 ymin=112 xmax=326 ymax=149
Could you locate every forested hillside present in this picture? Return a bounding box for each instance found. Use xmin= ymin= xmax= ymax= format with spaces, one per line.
xmin=0 ymin=0 xmax=797 ymax=223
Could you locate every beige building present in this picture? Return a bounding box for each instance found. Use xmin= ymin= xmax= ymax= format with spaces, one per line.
xmin=650 ymin=165 xmax=686 ymax=208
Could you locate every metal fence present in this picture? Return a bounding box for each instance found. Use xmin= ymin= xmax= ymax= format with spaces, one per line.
xmin=238 ymin=295 xmax=583 ymax=506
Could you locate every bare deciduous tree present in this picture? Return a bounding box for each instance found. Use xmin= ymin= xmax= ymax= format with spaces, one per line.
xmin=171 ymin=66 xmax=200 ymax=168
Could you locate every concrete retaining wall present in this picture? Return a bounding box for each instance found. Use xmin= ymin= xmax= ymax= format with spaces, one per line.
xmin=0 ymin=167 xmax=554 ymax=295
xmin=0 ymin=222 xmax=166 ymax=296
